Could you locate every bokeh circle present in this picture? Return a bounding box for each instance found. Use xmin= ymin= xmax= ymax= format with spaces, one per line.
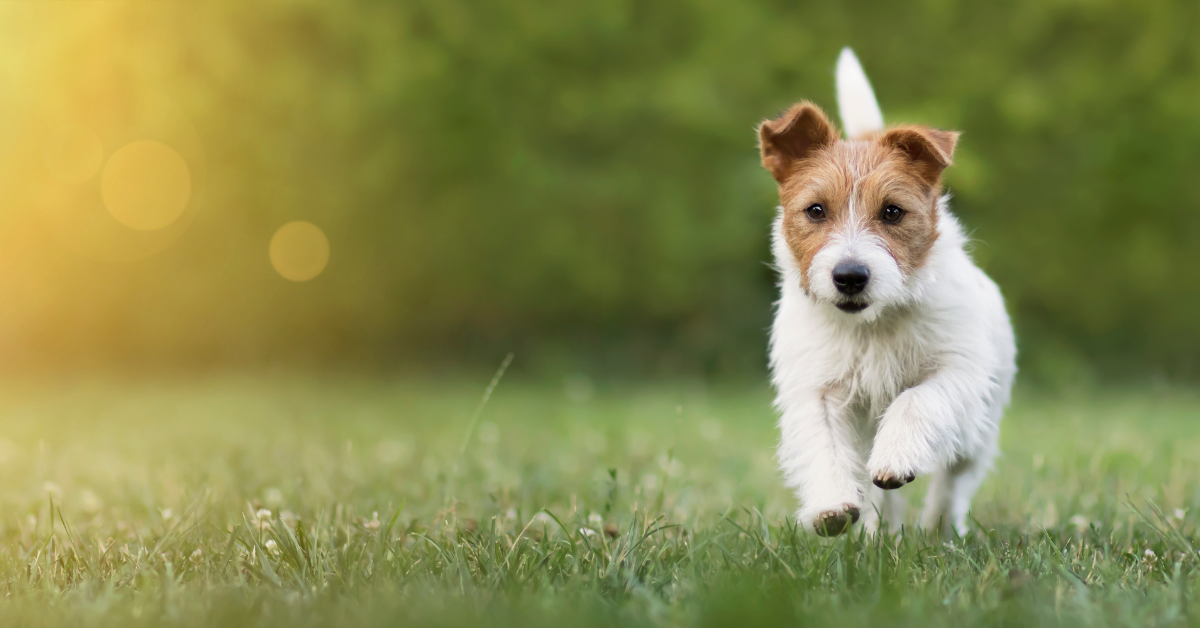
xmin=270 ymin=221 xmax=330 ymax=282
xmin=101 ymin=140 xmax=191 ymax=231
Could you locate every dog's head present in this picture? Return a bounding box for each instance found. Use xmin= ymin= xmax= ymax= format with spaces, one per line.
xmin=759 ymin=101 xmax=958 ymax=319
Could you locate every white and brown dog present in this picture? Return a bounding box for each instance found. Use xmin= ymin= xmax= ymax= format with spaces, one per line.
xmin=761 ymin=49 xmax=1016 ymax=536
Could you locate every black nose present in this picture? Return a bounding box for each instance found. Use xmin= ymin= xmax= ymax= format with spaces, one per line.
xmin=832 ymin=261 xmax=870 ymax=295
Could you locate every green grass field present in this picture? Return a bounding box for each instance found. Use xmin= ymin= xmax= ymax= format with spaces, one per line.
xmin=0 ymin=373 xmax=1197 ymax=627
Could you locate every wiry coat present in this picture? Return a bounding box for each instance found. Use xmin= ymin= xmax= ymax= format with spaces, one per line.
xmin=764 ymin=49 xmax=1016 ymax=535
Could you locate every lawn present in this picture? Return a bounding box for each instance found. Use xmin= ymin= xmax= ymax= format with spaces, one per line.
xmin=0 ymin=372 xmax=1197 ymax=627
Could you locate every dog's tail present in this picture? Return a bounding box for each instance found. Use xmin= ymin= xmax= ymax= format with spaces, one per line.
xmin=836 ymin=47 xmax=884 ymax=140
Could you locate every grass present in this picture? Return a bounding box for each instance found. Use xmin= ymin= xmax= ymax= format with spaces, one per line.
xmin=0 ymin=373 xmax=1197 ymax=626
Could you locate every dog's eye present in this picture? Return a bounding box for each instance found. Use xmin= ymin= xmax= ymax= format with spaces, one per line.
xmin=804 ymin=204 xmax=826 ymax=221
xmin=880 ymin=205 xmax=904 ymax=224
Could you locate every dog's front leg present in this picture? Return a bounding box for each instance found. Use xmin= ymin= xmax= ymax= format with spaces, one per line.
xmin=778 ymin=385 xmax=865 ymax=536
xmin=866 ymin=362 xmax=994 ymax=491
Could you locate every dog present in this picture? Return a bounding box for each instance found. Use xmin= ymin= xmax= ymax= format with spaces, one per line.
xmin=759 ymin=48 xmax=1016 ymax=536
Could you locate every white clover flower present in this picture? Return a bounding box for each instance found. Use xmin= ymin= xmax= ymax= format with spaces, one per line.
xmin=1145 ymin=549 xmax=1158 ymax=562
xmin=0 ymin=439 xmax=16 ymax=464
xmin=160 ymin=508 xmax=174 ymax=520
xmin=190 ymin=548 xmax=203 ymax=562
xmin=1174 ymin=508 xmax=1187 ymax=520
xmin=478 ymin=422 xmax=500 ymax=445
xmin=628 ymin=432 xmax=652 ymax=457
xmin=563 ymin=374 xmax=594 ymax=402
xmin=80 ymin=490 xmax=102 ymax=513
xmin=559 ymin=456 xmax=580 ymax=474
xmin=363 ymin=512 xmax=382 ymax=530
xmin=582 ymin=430 xmax=607 ymax=454
xmin=256 ymin=509 xmax=272 ymax=520
xmin=578 ymin=527 xmax=597 ymax=538
xmin=264 ymin=539 xmax=277 ymax=551
xmin=658 ymin=456 xmax=684 ymax=478
xmin=588 ymin=512 xmax=603 ymax=528
xmin=375 ymin=439 xmax=412 ymax=466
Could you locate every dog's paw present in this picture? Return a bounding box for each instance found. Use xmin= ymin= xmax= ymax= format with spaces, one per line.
xmin=811 ymin=504 xmax=860 ymax=537
xmin=867 ymin=438 xmax=918 ymax=490
xmin=871 ymin=469 xmax=915 ymax=490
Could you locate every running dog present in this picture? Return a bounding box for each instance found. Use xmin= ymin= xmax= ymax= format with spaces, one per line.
xmin=760 ymin=48 xmax=1016 ymax=536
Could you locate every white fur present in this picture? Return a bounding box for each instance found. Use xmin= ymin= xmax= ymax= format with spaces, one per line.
xmin=771 ymin=200 xmax=1015 ymax=536
xmin=772 ymin=50 xmax=1014 ymax=536
xmin=806 ymin=218 xmax=909 ymax=323
xmin=836 ymin=48 xmax=884 ymax=140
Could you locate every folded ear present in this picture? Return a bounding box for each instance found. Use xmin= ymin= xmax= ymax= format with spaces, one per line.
xmin=880 ymin=125 xmax=960 ymax=186
xmin=758 ymin=101 xmax=838 ymax=183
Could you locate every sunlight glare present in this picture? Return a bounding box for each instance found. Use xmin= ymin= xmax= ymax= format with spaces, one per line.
xmin=100 ymin=140 xmax=191 ymax=230
xmin=270 ymin=221 xmax=330 ymax=282
xmin=43 ymin=125 xmax=103 ymax=185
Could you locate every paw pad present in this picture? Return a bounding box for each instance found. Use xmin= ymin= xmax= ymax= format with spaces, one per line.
xmin=872 ymin=471 xmax=915 ymax=490
xmin=813 ymin=504 xmax=860 ymax=537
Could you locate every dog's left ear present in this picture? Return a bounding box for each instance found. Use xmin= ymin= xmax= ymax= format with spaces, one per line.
xmin=881 ymin=125 xmax=960 ymax=187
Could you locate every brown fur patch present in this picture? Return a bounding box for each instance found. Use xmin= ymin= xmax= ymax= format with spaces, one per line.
xmin=758 ymin=101 xmax=839 ymax=183
xmin=760 ymin=102 xmax=959 ymax=285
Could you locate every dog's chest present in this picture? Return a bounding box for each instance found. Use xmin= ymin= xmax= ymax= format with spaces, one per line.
xmin=829 ymin=321 xmax=932 ymax=409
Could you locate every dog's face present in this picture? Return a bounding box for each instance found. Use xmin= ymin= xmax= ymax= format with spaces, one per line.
xmin=759 ymin=101 xmax=958 ymax=319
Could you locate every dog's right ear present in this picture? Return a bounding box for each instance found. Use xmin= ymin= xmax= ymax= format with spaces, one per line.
xmin=758 ymin=101 xmax=838 ymax=183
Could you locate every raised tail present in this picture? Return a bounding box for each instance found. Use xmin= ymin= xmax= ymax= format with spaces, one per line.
xmin=836 ymin=47 xmax=884 ymax=139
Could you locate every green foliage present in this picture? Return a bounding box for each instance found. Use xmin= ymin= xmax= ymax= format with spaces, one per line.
xmin=1 ymin=377 xmax=1200 ymax=625
xmin=5 ymin=1 xmax=1200 ymax=379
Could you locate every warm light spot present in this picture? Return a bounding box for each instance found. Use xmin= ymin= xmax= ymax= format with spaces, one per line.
xmin=270 ymin=221 xmax=330 ymax=282
xmin=43 ymin=125 xmax=103 ymax=184
xmin=101 ymin=141 xmax=191 ymax=230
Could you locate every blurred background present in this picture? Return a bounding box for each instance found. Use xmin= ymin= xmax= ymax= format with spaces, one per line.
xmin=0 ymin=0 xmax=1195 ymax=386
